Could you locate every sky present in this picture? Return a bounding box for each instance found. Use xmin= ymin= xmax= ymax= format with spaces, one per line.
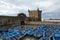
xmin=0 ymin=0 xmax=60 ymax=19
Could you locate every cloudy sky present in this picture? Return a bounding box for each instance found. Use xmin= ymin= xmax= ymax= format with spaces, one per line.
xmin=0 ymin=0 xmax=60 ymax=19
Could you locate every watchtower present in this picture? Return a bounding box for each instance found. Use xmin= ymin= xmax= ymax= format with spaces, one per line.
xmin=28 ymin=8 xmax=42 ymax=21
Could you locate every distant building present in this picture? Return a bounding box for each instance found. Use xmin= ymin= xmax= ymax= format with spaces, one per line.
xmin=0 ymin=8 xmax=42 ymax=27
xmin=44 ymin=19 xmax=60 ymax=22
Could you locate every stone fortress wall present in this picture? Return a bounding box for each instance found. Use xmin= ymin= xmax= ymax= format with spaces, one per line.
xmin=0 ymin=8 xmax=60 ymax=28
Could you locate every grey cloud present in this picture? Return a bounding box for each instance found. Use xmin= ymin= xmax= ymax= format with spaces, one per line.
xmin=0 ymin=0 xmax=60 ymax=19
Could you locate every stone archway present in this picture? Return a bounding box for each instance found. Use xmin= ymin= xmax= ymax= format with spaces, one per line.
xmin=21 ymin=21 xmax=25 ymax=25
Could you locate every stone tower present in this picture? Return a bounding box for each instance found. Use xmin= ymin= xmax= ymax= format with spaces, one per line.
xmin=28 ymin=8 xmax=42 ymax=21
